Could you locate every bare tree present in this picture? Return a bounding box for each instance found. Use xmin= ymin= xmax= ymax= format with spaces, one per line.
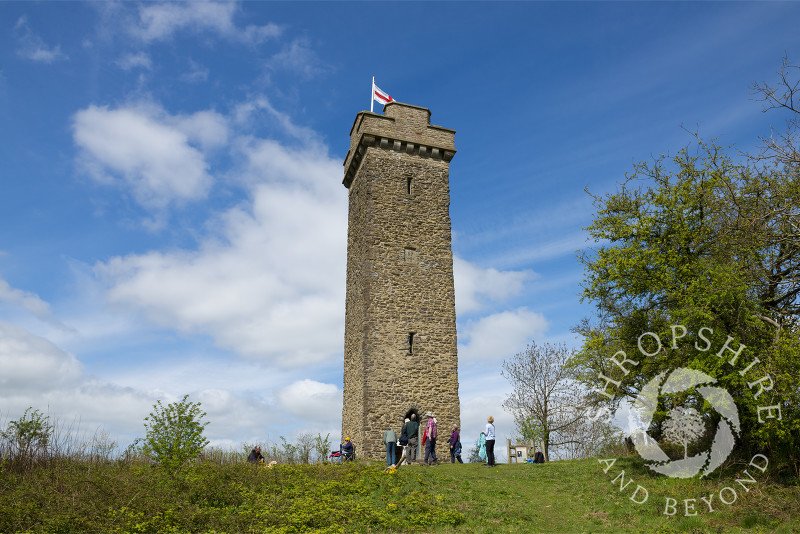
xmin=502 ymin=341 xmax=588 ymax=461
xmin=751 ymin=55 xmax=800 ymax=165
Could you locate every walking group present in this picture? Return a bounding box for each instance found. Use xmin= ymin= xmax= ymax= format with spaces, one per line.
xmin=383 ymin=413 xmax=497 ymax=469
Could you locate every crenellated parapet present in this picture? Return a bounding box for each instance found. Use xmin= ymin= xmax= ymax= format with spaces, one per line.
xmin=343 ymin=102 xmax=456 ymax=189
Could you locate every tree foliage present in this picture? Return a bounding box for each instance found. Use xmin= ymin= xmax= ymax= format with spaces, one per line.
xmin=142 ymin=394 xmax=209 ymax=470
xmin=1 ymin=408 xmax=53 ymax=467
xmin=572 ymin=59 xmax=800 ymax=475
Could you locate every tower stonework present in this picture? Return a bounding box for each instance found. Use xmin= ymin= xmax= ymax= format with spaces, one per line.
xmin=342 ymin=102 xmax=460 ymax=461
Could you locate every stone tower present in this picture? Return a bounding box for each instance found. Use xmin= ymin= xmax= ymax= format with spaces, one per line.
xmin=341 ymin=102 xmax=460 ymax=461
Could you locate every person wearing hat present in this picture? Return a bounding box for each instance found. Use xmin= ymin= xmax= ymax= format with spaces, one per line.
xmin=342 ymin=436 xmax=355 ymax=461
xmin=424 ymin=412 xmax=438 ymax=465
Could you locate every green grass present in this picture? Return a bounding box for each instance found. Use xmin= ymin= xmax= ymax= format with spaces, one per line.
xmin=1 ymin=457 xmax=798 ymax=533
xmin=428 ymin=458 xmax=800 ymax=533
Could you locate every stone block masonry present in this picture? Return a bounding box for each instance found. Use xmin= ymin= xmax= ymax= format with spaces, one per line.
xmin=342 ymin=102 xmax=461 ymax=461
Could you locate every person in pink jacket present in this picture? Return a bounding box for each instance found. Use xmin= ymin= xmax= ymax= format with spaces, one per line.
xmin=424 ymin=412 xmax=438 ymax=465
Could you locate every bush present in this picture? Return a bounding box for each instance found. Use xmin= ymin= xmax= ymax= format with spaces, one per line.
xmin=0 ymin=408 xmax=53 ymax=470
xmin=141 ymin=394 xmax=209 ymax=471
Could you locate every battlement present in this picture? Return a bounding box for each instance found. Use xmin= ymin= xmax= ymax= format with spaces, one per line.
xmin=343 ymin=102 xmax=456 ymax=188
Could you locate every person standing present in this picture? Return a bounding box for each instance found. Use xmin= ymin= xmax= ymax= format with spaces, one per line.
xmin=405 ymin=414 xmax=420 ymax=463
xmin=399 ymin=418 xmax=410 ymax=464
xmin=424 ymin=412 xmax=438 ymax=465
xmin=383 ymin=427 xmax=397 ymax=467
xmin=485 ymin=416 xmax=496 ymax=467
xmin=449 ymin=425 xmax=463 ymax=463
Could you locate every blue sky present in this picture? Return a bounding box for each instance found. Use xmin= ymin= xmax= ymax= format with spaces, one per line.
xmin=1 ymin=1 xmax=799 ymax=456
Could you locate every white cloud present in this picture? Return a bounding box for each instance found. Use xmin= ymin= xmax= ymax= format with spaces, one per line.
xmin=72 ymin=104 xmax=225 ymax=210
xmin=459 ymin=393 xmax=516 ymax=462
xmin=233 ymin=97 xmax=320 ymax=145
xmin=0 ymin=319 xmax=311 ymax=446
xmin=94 ymin=131 xmax=346 ymax=367
xmin=174 ymin=110 xmax=229 ymax=150
xmin=195 ymin=388 xmax=278 ymax=439
xmin=0 ymin=321 xmax=82 ymax=393
xmin=132 ymin=1 xmax=281 ymax=44
xmin=459 ymin=308 xmax=549 ymax=361
xmin=181 ymin=60 xmax=210 ymax=83
xmin=453 ymin=256 xmax=533 ymax=315
xmin=14 ymin=16 xmax=68 ymax=63
xmin=493 ymin=232 xmax=593 ymax=267
xmin=0 ymin=278 xmax=52 ymax=320
xmin=277 ymin=379 xmax=342 ymax=424
xmin=116 ymin=52 xmax=152 ymax=71
xmin=269 ymin=38 xmax=328 ymax=78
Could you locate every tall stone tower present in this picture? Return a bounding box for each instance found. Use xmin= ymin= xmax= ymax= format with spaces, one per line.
xmin=341 ymin=102 xmax=460 ymax=461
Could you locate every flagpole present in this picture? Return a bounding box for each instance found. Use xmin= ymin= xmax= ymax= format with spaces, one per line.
xmin=371 ymin=76 xmax=374 ymax=113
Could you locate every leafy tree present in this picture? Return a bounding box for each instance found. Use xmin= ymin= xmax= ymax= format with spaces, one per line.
xmin=142 ymin=395 xmax=209 ymax=470
xmin=572 ymin=59 xmax=800 ymax=475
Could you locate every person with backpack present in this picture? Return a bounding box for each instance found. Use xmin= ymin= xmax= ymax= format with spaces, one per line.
xmin=424 ymin=412 xmax=438 ymax=465
xmin=449 ymin=424 xmax=463 ymax=463
xmin=397 ymin=418 xmax=410 ymax=464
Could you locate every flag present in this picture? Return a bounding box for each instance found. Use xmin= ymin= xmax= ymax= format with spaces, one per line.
xmin=371 ymin=77 xmax=393 ymax=111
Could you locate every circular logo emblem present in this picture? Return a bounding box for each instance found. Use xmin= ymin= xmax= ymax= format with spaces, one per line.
xmin=629 ymin=367 xmax=740 ymax=478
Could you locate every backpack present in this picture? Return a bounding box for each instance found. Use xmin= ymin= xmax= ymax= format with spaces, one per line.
xmin=398 ymin=424 xmax=409 ymax=446
xmin=534 ymin=451 xmax=545 ymax=463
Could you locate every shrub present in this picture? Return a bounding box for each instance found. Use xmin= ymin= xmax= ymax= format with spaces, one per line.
xmin=1 ymin=407 xmax=53 ymax=470
xmin=314 ymin=432 xmax=332 ymax=463
xmin=141 ymin=394 xmax=209 ymax=471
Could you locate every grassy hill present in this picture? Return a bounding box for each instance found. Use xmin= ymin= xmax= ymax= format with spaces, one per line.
xmin=425 ymin=458 xmax=799 ymax=533
xmin=1 ymin=456 xmax=798 ymax=533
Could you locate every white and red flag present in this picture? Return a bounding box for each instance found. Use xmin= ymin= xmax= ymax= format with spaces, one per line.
xmin=371 ymin=77 xmax=393 ymax=111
